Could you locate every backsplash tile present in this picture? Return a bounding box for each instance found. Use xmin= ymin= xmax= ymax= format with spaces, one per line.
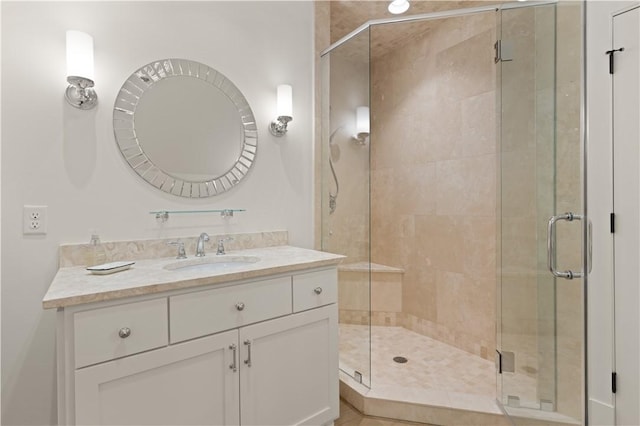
xmin=59 ymin=230 xmax=288 ymax=267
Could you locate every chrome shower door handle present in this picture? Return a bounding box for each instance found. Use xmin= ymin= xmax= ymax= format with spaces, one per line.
xmin=547 ymin=212 xmax=584 ymax=280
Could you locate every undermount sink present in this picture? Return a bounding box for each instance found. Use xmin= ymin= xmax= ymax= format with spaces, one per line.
xmin=164 ymin=255 xmax=260 ymax=272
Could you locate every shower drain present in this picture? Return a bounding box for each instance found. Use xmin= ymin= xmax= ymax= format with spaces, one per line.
xmin=393 ymin=356 xmax=408 ymax=364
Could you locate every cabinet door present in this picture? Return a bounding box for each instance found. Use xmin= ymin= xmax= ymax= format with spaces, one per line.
xmin=239 ymin=305 xmax=338 ymax=426
xmin=75 ymin=330 xmax=240 ymax=425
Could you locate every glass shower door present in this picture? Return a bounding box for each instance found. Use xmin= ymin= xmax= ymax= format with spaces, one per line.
xmin=497 ymin=2 xmax=584 ymax=424
xmin=321 ymin=28 xmax=372 ymax=388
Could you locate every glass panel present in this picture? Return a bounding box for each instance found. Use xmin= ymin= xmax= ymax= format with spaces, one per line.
xmin=498 ymin=2 xmax=584 ymax=424
xmin=552 ymin=2 xmax=584 ymax=421
xmin=368 ymin=10 xmax=498 ymax=399
xmin=321 ymin=27 xmax=372 ymax=388
xmin=499 ymin=4 xmax=557 ymax=413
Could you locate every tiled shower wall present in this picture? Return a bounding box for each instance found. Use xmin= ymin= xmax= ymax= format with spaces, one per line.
xmin=370 ymin=12 xmax=497 ymax=361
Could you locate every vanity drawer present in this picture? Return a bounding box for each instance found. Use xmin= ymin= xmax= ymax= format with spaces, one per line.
xmin=170 ymin=276 xmax=292 ymax=344
xmin=74 ymin=298 xmax=168 ymax=369
xmin=293 ymin=269 xmax=338 ymax=312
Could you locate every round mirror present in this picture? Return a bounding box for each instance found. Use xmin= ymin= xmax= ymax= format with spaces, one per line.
xmin=113 ymin=59 xmax=257 ymax=198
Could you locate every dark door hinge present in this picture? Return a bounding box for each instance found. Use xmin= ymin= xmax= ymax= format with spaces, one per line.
xmin=611 ymin=212 xmax=616 ymax=233
xmin=606 ymin=47 xmax=625 ymax=74
xmin=496 ymin=350 xmax=502 ymax=374
xmin=612 ymin=372 xmax=617 ymax=393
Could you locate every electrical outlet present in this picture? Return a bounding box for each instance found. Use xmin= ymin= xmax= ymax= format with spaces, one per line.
xmin=23 ymin=205 xmax=47 ymax=235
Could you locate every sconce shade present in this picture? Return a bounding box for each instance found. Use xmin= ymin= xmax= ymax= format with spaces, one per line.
xmin=356 ymin=106 xmax=370 ymax=135
xmin=276 ymin=84 xmax=293 ymax=118
xmin=66 ymin=30 xmax=94 ymax=80
xmin=353 ymin=106 xmax=370 ymax=144
xmin=270 ymin=84 xmax=293 ymax=136
xmin=65 ymin=30 xmax=97 ymax=109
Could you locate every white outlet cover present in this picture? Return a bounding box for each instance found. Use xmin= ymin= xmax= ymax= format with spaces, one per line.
xmin=23 ymin=205 xmax=47 ymax=235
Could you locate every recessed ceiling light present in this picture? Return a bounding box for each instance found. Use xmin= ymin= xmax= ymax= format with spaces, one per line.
xmin=388 ymin=0 xmax=410 ymax=15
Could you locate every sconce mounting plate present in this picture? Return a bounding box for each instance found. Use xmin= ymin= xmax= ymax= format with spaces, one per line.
xmin=65 ymin=76 xmax=98 ymax=110
xmin=270 ymin=116 xmax=292 ymax=137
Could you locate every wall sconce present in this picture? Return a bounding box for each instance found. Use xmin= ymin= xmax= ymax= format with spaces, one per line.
xmin=269 ymin=84 xmax=293 ymax=136
xmin=353 ymin=106 xmax=370 ymax=144
xmin=65 ymin=30 xmax=97 ymax=110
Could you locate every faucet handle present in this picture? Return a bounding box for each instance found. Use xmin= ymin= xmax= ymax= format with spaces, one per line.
xmin=168 ymin=241 xmax=187 ymax=259
xmin=216 ymin=237 xmax=234 ymax=255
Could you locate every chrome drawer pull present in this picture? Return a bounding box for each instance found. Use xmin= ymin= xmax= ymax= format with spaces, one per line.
xmin=244 ymin=340 xmax=252 ymax=367
xmin=229 ymin=344 xmax=237 ymax=372
xmin=314 ymin=287 xmax=323 ymax=295
xmin=236 ymin=302 xmax=245 ymax=311
xmin=118 ymin=327 xmax=131 ymax=339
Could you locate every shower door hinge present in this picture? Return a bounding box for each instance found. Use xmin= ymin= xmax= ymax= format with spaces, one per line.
xmin=612 ymin=372 xmax=617 ymax=393
xmin=494 ymin=40 xmax=513 ymax=63
xmin=495 ymin=350 xmax=515 ymax=374
xmin=610 ymin=212 xmax=616 ymax=233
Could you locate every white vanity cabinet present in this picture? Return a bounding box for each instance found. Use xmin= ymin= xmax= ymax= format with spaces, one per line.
xmin=56 ymin=268 xmax=339 ymax=426
xmin=75 ymin=329 xmax=240 ymax=425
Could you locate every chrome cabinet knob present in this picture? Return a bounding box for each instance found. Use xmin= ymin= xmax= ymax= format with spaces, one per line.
xmin=236 ymin=302 xmax=245 ymax=311
xmin=314 ymin=287 xmax=323 ymax=295
xmin=118 ymin=327 xmax=131 ymax=339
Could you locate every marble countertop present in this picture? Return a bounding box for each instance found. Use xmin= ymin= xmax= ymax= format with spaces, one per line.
xmin=43 ymin=245 xmax=344 ymax=309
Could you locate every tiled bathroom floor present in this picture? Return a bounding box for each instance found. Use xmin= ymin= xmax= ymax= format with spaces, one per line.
xmin=339 ymin=325 xmax=581 ymax=425
xmin=339 ymin=325 xmax=498 ymax=411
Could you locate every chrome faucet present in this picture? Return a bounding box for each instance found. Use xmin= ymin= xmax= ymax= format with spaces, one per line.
xmin=195 ymin=233 xmax=210 ymax=257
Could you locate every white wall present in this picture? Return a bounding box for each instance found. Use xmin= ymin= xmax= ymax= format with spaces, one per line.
xmin=0 ymin=2 xmax=314 ymax=424
xmin=586 ymin=1 xmax=637 ymax=424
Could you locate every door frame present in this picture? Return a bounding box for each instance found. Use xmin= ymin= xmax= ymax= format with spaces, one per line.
xmin=611 ymin=4 xmax=640 ymax=425
xmin=586 ymin=2 xmax=640 ymax=424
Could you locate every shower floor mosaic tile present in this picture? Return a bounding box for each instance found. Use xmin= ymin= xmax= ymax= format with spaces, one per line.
xmin=339 ymin=324 xmax=498 ymax=410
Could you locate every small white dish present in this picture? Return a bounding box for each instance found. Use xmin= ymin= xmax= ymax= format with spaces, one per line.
xmin=86 ymin=261 xmax=135 ymax=275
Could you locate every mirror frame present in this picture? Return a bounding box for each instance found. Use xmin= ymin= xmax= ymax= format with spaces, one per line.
xmin=113 ymin=59 xmax=258 ymax=198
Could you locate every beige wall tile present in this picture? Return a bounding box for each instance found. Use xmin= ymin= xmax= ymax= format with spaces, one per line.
xmin=435 ymin=30 xmax=495 ymax=101
xmin=436 ymin=155 xmax=497 ymax=217
xmin=371 ymin=274 xmax=403 ymax=313
xmin=369 ymin=13 xmax=498 ymax=359
xmin=460 ymin=91 xmax=497 ymax=158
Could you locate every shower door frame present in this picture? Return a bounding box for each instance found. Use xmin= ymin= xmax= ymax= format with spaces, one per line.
xmin=320 ymin=1 xmax=586 ymax=422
